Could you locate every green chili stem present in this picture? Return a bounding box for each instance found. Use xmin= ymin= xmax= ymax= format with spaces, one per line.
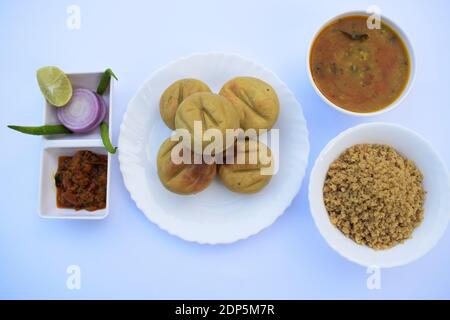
xmin=96 ymin=68 xmax=118 ymax=95
xmin=100 ymin=122 xmax=117 ymax=154
xmin=7 ymin=124 xmax=72 ymax=135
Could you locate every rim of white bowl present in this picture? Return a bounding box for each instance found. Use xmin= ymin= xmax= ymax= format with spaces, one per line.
xmin=308 ymin=122 xmax=450 ymax=267
xmin=306 ymin=11 xmax=416 ymax=117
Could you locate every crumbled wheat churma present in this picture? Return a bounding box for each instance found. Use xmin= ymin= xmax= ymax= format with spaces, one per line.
xmin=323 ymin=144 xmax=425 ymax=250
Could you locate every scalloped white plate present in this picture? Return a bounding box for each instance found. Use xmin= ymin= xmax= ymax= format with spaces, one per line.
xmin=118 ymin=53 xmax=309 ymax=244
xmin=309 ymin=123 xmax=450 ymax=267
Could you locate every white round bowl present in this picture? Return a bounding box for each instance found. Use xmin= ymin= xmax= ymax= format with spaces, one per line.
xmin=306 ymin=11 xmax=416 ymax=117
xmin=309 ymin=123 xmax=450 ymax=268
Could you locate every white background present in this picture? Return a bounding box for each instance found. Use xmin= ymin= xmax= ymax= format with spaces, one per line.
xmin=0 ymin=0 xmax=449 ymax=299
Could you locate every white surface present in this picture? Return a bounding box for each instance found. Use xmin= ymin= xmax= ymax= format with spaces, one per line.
xmin=38 ymin=72 xmax=113 ymax=219
xmin=119 ymin=53 xmax=309 ymax=244
xmin=306 ymin=11 xmax=416 ymax=117
xmin=309 ymin=123 xmax=450 ymax=267
xmin=2 ymin=0 xmax=450 ymax=299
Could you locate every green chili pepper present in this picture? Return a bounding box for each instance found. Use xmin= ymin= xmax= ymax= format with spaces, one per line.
xmin=96 ymin=68 xmax=118 ymax=95
xmin=7 ymin=124 xmax=72 ymax=135
xmin=100 ymin=122 xmax=117 ymax=154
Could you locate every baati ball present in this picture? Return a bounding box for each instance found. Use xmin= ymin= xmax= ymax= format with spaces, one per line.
xmin=160 ymin=79 xmax=211 ymax=130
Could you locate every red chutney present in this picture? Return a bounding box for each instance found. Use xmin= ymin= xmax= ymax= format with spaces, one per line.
xmin=310 ymin=16 xmax=410 ymax=113
xmin=55 ymin=150 xmax=107 ymax=211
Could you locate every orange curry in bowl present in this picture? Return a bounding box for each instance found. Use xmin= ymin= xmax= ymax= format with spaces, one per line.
xmin=310 ymin=15 xmax=410 ymax=113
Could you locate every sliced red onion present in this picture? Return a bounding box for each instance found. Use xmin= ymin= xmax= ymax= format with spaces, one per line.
xmin=56 ymin=88 xmax=106 ymax=133
xmin=95 ymin=93 xmax=108 ymax=125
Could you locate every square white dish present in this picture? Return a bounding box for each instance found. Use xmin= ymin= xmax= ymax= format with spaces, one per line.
xmin=39 ymin=71 xmax=113 ymax=219
xmin=39 ymin=146 xmax=110 ymax=219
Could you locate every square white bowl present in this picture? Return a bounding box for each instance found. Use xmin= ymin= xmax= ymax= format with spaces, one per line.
xmin=39 ymin=71 xmax=114 ymax=219
xmin=39 ymin=145 xmax=110 ymax=219
xmin=43 ymin=72 xmax=113 ymax=142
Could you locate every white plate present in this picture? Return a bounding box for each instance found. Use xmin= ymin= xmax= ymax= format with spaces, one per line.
xmin=119 ymin=53 xmax=309 ymax=244
xmin=309 ymin=122 xmax=450 ymax=267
